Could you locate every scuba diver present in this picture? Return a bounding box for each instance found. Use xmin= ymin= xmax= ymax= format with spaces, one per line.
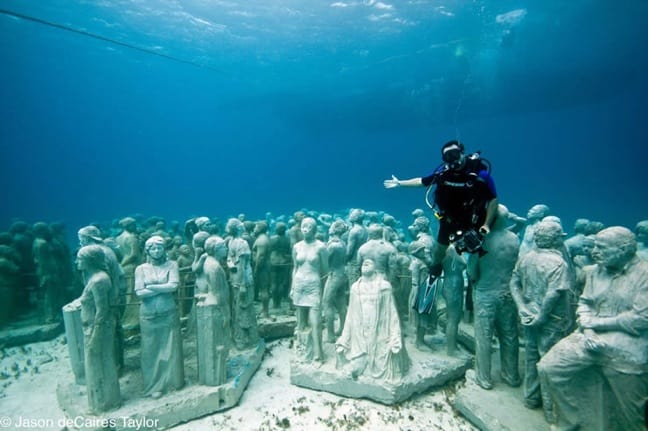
xmin=384 ymin=140 xmax=498 ymax=283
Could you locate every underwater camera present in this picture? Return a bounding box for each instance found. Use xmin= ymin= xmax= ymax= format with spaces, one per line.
xmin=449 ymin=229 xmax=485 ymax=254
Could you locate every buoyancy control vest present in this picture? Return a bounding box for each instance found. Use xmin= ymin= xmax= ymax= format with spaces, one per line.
xmin=426 ymin=152 xmax=492 ymax=225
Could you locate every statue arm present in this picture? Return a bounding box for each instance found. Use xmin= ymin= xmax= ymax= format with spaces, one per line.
xmin=192 ymin=252 xmax=207 ymax=273
xmin=481 ymin=197 xmax=499 ymax=233
xmin=346 ymin=234 xmax=357 ymax=262
xmin=509 ymin=265 xmax=529 ymax=316
xmin=466 ymin=253 xmax=480 ymax=284
xmin=319 ymin=245 xmax=330 ymax=280
xmin=581 ymin=284 xmax=648 ymax=335
xmin=146 ymin=262 xmax=180 ymax=293
xmin=91 ymin=275 xmax=112 ymax=324
xmin=134 ymin=266 xmax=155 ymax=297
xmin=532 ymin=264 xmax=569 ymax=325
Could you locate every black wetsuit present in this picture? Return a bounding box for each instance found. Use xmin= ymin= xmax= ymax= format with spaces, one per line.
xmin=422 ymin=161 xmax=497 ymax=246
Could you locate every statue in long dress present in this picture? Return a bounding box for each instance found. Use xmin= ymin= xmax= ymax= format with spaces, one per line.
xmin=76 ymin=245 xmax=121 ymax=413
xmin=336 ymin=258 xmax=410 ymax=380
xmin=226 ymin=218 xmax=259 ymax=350
xmin=135 ymin=235 xmax=184 ymax=398
xmin=195 ymin=236 xmax=231 ymax=386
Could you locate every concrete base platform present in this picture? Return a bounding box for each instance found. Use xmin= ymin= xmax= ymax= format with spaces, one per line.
xmin=451 ymin=343 xmax=553 ymax=431
xmin=453 ymin=368 xmax=550 ymax=431
xmin=56 ymin=339 xmax=265 ymax=431
xmin=290 ymin=335 xmax=472 ymax=405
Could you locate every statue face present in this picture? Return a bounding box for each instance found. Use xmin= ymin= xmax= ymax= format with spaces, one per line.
xmin=76 ymin=256 xmax=87 ymax=271
xmin=301 ymin=219 xmax=316 ymax=237
xmin=591 ymin=236 xmax=626 ymax=271
xmin=147 ymin=243 xmax=166 ymax=260
xmin=361 ymin=259 xmax=376 ymax=276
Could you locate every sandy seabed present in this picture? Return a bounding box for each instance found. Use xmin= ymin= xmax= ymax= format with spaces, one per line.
xmin=0 ymin=336 xmax=477 ymax=431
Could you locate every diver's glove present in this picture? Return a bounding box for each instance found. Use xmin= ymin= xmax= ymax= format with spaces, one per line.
xmin=384 ymin=175 xmax=400 ymax=189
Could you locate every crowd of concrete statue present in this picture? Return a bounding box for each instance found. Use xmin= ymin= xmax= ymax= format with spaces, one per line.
xmin=0 ymin=207 xmax=646 ymax=429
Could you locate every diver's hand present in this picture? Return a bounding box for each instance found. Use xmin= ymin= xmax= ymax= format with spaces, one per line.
xmin=384 ymin=175 xmax=400 ymax=189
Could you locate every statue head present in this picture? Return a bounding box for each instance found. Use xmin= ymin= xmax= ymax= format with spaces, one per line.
xmin=591 ymin=226 xmax=637 ymax=272
xmin=408 ymin=241 xmax=426 ymax=258
xmin=32 ymin=222 xmax=53 ymax=241
xmin=300 ymin=217 xmax=317 ymax=238
xmin=195 ymin=217 xmax=211 ymax=232
xmin=179 ymin=244 xmax=192 ymax=256
xmin=411 ymin=208 xmax=424 ymax=218
xmin=492 ymin=204 xmax=510 ymax=231
xmin=145 ymin=235 xmax=167 ymax=262
xmin=636 ymin=220 xmax=648 ymax=244
xmin=192 ymin=231 xmax=210 ymax=249
xmin=526 ymin=204 xmax=550 ymax=221
xmin=581 ymin=235 xmax=595 ymax=256
xmin=76 ymin=244 xmax=107 ymax=273
xmin=584 ymin=220 xmax=605 ymax=236
xmin=226 ymin=218 xmax=244 ymax=236
xmin=382 ymin=214 xmax=397 ymax=227
xmin=328 ymin=220 xmax=347 ymax=237
xmin=573 ymin=218 xmax=590 ymax=235
xmin=367 ymin=223 xmax=383 ymax=240
xmin=348 ymin=208 xmax=365 ymax=223
xmin=534 ymin=220 xmax=566 ymax=249
xmin=360 ymin=258 xmax=376 ymax=277
xmin=274 ymin=222 xmax=287 ymax=235
xmin=205 ymin=236 xmax=227 ymax=259
xmin=78 ymin=225 xmax=103 ymax=246
xmin=244 ymin=220 xmax=256 ymax=234
xmin=254 ymin=221 xmax=268 ymax=235
xmin=119 ymin=217 xmax=137 ymax=233
xmin=293 ymin=211 xmax=306 ymax=223
xmin=413 ymin=216 xmax=430 ymax=233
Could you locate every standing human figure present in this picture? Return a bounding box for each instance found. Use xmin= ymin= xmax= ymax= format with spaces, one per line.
xmin=346 ymin=209 xmax=368 ymax=285
xmin=518 ymin=204 xmax=551 ymax=258
xmin=78 ymin=225 xmax=126 ymax=369
xmin=135 ymin=236 xmax=184 ymax=398
xmin=356 ymin=224 xmax=398 ymax=282
xmin=408 ymin=241 xmax=434 ymax=351
xmin=510 ymin=220 xmax=575 ymax=422
xmin=269 ymin=222 xmax=292 ymax=311
xmin=323 ymin=220 xmax=349 ymax=343
xmin=195 ymin=236 xmax=231 ymax=386
xmin=76 ymin=245 xmax=121 ymax=413
xmin=32 ymin=222 xmax=63 ymax=323
xmin=467 ymin=205 xmax=520 ymax=390
xmin=442 ymin=246 xmax=466 ymax=356
xmin=252 ymin=221 xmax=272 ymax=318
xmin=115 ymin=217 xmax=142 ymax=328
xmin=226 ymin=218 xmax=259 ymax=350
xmin=291 ymin=217 xmax=329 ymax=362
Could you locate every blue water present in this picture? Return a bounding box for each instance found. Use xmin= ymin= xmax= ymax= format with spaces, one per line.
xmin=1 ymin=0 xmax=647 ymax=239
